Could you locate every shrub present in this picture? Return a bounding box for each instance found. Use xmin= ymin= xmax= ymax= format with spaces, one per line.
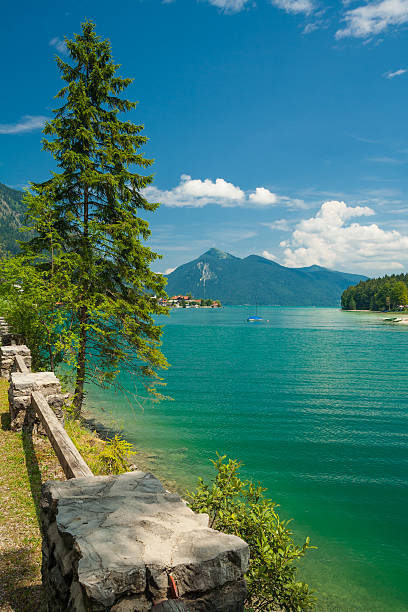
xmin=96 ymin=434 xmax=136 ymax=475
xmin=188 ymin=454 xmax=315 ymax=612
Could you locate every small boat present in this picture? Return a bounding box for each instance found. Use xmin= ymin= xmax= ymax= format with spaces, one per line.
xmin=247 ymin=303 xmax=263 ymax=323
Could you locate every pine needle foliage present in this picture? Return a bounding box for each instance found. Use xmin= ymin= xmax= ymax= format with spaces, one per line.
xmin=188 ymin=454 xmax=316 ymax=612
xmin=16 ymin=21 xmax=168 ymax=414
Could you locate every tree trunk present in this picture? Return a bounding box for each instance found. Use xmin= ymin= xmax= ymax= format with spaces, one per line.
xmin=73 ymin=185 xmax=90 ymax=417
xmin=73 ymin=305 xmax=88 ymax=416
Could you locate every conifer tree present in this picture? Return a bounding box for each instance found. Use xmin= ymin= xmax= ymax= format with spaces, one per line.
xmin=21 ymin=21 xmax=168 ymax=415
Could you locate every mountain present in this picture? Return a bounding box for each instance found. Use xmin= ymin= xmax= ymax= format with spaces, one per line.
xmin=0 ymin=182 xmax=26 ymax=254
xmin=165 ymin=248 xmax=368 ymax=306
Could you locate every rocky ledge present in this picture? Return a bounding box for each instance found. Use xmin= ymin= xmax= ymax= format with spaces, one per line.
xmin=41 ymin=470 xmax=249 ymax=611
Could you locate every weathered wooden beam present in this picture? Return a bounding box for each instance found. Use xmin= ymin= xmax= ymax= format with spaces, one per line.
xmin=14 ymin=353 xmax=29 ymax=373
xmin=31 ymin=390 xmax=93 ymax=479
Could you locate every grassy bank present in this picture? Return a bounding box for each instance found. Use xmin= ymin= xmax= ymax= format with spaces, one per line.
xmin=0 ymin=378 xmax=64 ymax=612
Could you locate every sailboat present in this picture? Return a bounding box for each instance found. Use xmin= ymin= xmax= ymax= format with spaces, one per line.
xmin=247 ymin=303 xmax=263 ymax=323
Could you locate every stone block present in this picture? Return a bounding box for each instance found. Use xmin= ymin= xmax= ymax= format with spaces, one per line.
xmin=0 ymin=345 xmax=31 ymax=380
xmin=41 ymin=471 xmax=249 ymax=611
xmin=9 ymin=371 xmax=65 ymax=431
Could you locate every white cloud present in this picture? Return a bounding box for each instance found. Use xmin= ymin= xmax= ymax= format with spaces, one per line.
xmin=280 ymin=196 xmax=309 ymax=209
xmin=249 ymin=187 xmax=279 ymax=205
xmin=336 ymin=0 xmax=408 ymax=39
xmin=271 ymin=0 xmax=315 ymax=13
xmin=262 ymin=219 xmax=291 ymax=231
xmin=49 ymin=36 xmax=68 ymax=54
xmin=280 ymin=200 xmax=408 ymax=272
xmin=164 ymin=267 xmax=176 ymax=275
xmin=181 ymin=174 xmax=245 ymax=200
xmin=207 ymin=0 xmax=251 ymax=10
xmin=144 ymin=175 xmax=298 ymax=208
xmin=303 ymin=20 xmax=323 ymax=33
xmin=384 ymin=68 xmax=407 ymax=78
xmin=0 ymin=115 xmax=49 ymax=135
xmin=262 ymin=250 xmax=278 ymax=260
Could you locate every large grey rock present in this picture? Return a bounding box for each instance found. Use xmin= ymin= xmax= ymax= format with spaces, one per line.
xmin=41 ymin=471 xmax=249 ymax=611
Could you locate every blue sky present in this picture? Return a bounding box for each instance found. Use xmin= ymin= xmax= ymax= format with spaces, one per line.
xmin=2 ymin=0 xmax=408 ymax=276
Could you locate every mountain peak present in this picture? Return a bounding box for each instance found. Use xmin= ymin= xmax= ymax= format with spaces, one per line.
xmin=298 ymin=264 xmax=327 ymax=272
xmin=202 ymin=248 xmax=235 ymax=259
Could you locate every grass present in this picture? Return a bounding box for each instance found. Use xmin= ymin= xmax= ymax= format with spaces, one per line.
xmin=64 ymin=414 xmax=106 ymax=473
xmin=0 ymin=377 xmax=64 ymax=612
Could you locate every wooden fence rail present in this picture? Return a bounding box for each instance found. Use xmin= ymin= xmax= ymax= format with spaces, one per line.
xmin=31 ymin=390 xmax=93 ymax=479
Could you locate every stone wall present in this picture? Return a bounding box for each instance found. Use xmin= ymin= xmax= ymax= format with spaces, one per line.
xmin=0 ymin=316 xmax=9 ymax=338
xmin=9 ymin=370 xmax=66 ymax=431
xmin=41 ymin=471 xmax=249 ymax=612
xmin=0 ymin=344 xmax=31 ymax=380
xmin=1 ymin=342 xmax=66 ymax=431
xmin=0 ymin=316 xmax=23 ymax=348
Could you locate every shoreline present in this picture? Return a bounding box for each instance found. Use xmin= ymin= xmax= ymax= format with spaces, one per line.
xmin=343 ymin=309 xmax=408 ymax=323
xmin=82 ymin=408 xmax=189 ymax=495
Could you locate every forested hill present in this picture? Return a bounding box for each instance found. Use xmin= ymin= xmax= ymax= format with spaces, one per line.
xmin=0 ymin=182 xmax=26 ymax=253
xmin=341 ymin=275 xmax=408 ymax=310
xmin=166 ymin=248 xmax=367 ymax=306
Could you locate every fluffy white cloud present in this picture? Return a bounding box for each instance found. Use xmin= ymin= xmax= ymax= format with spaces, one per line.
xmin=0 ymin=115 xmax=49 ymax=135
xmin=249 ymin=187 xmax=279 ymax=205
xmin=384 ymin=68 xmax=407 ymax=78
xmin=144 ymin=175 xmax=244 ymax=208
xmin=280 ymin=200 xmax=408 ymax=272
xmin=49 ymin=37 xmax=68 ymax=54
xmin=336 ymin=0 xmax=408 ymax=39
xmin=181 ymin=175 xmax=245 ymax=200
xmin=271 ymin=0 xmax=315 ymax=13
xmin=144 ymin=175 xmax=297 ymax=208
xmin=164 ymin=267 xmax=176 ymax=275
xmin=206 ymin=0 xmax=251 ymax=11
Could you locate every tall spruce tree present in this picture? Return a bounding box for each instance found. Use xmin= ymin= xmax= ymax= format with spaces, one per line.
xmin=21 ymin=21 xmax=168 ymax=415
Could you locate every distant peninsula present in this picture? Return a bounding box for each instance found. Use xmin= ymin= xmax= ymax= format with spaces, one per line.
xmin=165 ymin=248 xmax=367 ymax=306
xmin=341 ymin=274 xmax=408 ymax=311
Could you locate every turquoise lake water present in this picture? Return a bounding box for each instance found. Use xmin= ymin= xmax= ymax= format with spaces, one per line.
xmin=86 ymin=307 xmax=408 ymax=612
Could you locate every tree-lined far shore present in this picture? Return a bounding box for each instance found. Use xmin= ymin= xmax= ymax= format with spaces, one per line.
xmin=342 ymin=274 xmax=408 ymax=311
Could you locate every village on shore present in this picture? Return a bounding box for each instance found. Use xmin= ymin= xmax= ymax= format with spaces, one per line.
xmin=159 ymin=294 xmax=222 ymax=308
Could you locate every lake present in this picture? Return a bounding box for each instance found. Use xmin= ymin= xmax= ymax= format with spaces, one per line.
xmin=86 ymin=307 xmax=408 ymax=612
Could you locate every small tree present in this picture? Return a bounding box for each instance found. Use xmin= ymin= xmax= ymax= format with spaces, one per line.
xmin=17 ymin=21 xmax=168 ymax=415
xmin=0 ymin=252 xmax=78 ymax=372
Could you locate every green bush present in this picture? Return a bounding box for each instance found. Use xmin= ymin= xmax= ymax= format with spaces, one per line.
xmin=96 ymin=434 xmax=136 ymax=475
xmin=188 ymin=454 xmax=315 ymax=612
